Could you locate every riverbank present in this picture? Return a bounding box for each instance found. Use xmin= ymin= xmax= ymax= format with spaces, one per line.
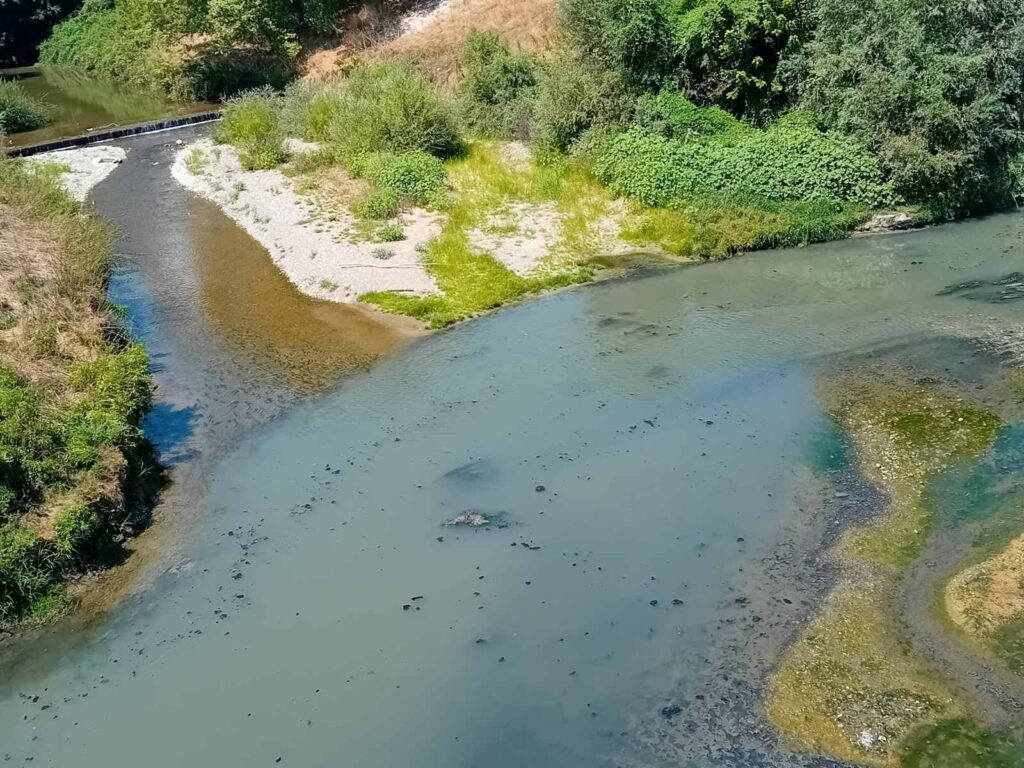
xmin=0 ymin=151 xmax=153 ymax=630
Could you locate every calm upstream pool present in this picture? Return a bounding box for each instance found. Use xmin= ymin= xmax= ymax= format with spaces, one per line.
xmin=0 ymin=132 xmax=1022 ymax=767
xmin=0 ymin=67 xmax=211 ymax=148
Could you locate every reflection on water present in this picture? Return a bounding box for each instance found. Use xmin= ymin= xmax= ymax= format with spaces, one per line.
xmin=0 ymin=138 xmax=1023 ymax=768
xmin=0 ymin=66 xmax=212 ymax=148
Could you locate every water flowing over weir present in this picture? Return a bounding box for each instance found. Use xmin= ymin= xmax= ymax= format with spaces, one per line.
xmin=1 ymin=129 xmax=1023 ymax=766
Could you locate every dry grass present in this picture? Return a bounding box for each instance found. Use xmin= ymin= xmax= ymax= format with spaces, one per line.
xmin=0 ymin=200 xmax=108 ymax=392
xmin=299 ymin=0 xmax=559 ymax=85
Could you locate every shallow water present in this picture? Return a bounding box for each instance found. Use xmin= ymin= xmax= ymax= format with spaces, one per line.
xmin=0 ymin=145 xmax=1023 ymax=767
xmin=0 ymin=66 xmax=211 ymax=148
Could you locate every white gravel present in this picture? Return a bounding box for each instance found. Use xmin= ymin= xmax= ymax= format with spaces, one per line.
xmin=171 ymin=138 xmax=440 ymax=303
xmin=25 ymin=144 xmax=126 ymax=202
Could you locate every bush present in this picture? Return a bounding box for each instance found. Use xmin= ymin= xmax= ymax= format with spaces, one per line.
xmin=206 ymin=0 xmax=298 ymax=56
xmin=673 ymin=0 xmax=807 ymax=119
xmin=532 ymin=50 xmax=633 ymax=156
xmin=374 ymin=223 xmax=405 ymax=242
xmin=0 ymin=82 xmax=51 ymax=134
xmin=363 ymin=152 xmax=447 ymax=204
xmin=217 ymin=87 xmax=286 ymax=170
xmin=595 ymin=112 xmax=896 ymax=208
xmin=457 ymin=31 xmax=539 ymax=139
xmin=797 ymin=0 xmax=1024 ymax=215
xmin=302 ymin=62 xmax=462 ymax=159
xmin=634 ymin=90 xmax=750 ymax=140
xmin=562 ymin=0 xmax=676 ymax=90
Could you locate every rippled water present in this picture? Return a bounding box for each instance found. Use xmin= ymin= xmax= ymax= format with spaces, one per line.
xmin=0 ymin=135 xmax=1022 ymax=766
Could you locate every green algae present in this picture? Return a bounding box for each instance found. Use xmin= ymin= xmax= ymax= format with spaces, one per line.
xmin=768 ymin=371 xmax=1004 ymax=766
xmin=900 ymin=719 xmax=1024 ymax=767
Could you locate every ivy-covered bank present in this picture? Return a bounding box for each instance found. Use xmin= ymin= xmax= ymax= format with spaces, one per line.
xmin=0 ymin=157 xmax=153 ymax=628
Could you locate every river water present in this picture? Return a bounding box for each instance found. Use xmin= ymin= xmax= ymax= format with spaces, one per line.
xmin=0 ymin=129 xmax=1022 ymax=767
xmin=0 ymin=67 xmax=211 ymax=148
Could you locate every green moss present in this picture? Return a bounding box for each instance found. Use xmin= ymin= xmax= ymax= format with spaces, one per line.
xmin=900 ymin=719 xmax=1024 ymax=767
xmin=991 ymin=617 xmax=1024 ymax=675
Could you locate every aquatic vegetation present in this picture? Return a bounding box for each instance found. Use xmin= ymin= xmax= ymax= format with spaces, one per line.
xmin=899 ymin=719 xmax=1024 ymax=767
xmin=945 ymin=532 xmax=1024 ymax=674
xmin=768 ymin=373 xmax=1003 ymax=765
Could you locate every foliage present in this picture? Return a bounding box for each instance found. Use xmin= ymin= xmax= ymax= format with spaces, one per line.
xmin=206 ymin=0 xmax=298 ymax=56
xmin=596 ymin=109 xmax=896 ymax=208
xmin=0 ymin=525 xmax=55 ymax=623
xmin=457 ymin=31 xmax=539 ymax=139
xmin=796 ymin=0 xmax=1024 ymax=216
xmin=361 ymin=151 xmax=447 ymax=205
xmin=0 ymin=0 xmax=81 ymax=67
xmin=321 ymin=62 xmax=461 ymax=159
xmin=672 ymin=0 xmax=808 ymax=119
xmin=0 ymin=154 xmax=153 ymax=626
xmin=0 ymin=81 xmax=51 ymax=134
xmin=531 ymin=49 xmax=633 ymax=156
xmin=634 ymin=88 xmax=750 ymax=139
xmin=53 ymin=504 xmax=105 ymax=559
xmin=562 ymin=0 xmax=676 ymax=90
xmin=216 ymin=87 xmax=286 ymax=170
xmin=374 ymin=223 xmax=405 ymax=242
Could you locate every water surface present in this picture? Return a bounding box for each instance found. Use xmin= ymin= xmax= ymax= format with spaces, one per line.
xmin=0 ymin=151 xmax=1022 ymax=767
xmin=0 ymin=66 xmax=211 ymax=148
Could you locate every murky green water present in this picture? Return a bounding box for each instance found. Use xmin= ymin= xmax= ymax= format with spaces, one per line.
xmin=0 ymin=66 xmax=211 ymax=148
xmin=0 ymin=134 xmax=1022 ymax=766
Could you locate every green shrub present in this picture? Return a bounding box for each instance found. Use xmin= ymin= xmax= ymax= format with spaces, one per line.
xmin=53 ymin=504 xmax=105 ymax=559
xmin=562 ymin=0 xmax=676 ymax=90
xmin=303 ymin=62 xmax=462 ymax=159
xmin=206 ymin=0 xmax=298 ymax=56
xmin=217 ymin=87 xmax=286 ymax=170
xmin=595 ymin=114 xmax=897 ymax=208
xmin=672 ymin=0 xmax=807 ymax=119
xmin=457 ymin=31 xmax=539 ymax=139
xmin=532 ymin=49 xmax=633 ymax=156
xmin=374 ymin=223 xmax=406 ymax=242
xmin=634 ymin=90 xmax=750 ymax=140
xmin=363 ymin=152 xmax=447 ymax=204
xmin=356 ymin=189 xmax=401 ymax=220
xmin=0 ymin=82 xmax=51 ymax=134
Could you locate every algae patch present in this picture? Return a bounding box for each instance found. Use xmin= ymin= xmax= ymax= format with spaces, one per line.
xmin=767 ymin=373 xmax=1002 ymax=766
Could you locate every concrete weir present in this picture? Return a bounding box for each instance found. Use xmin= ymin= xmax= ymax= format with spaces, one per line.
xmin=7 ymin=111 xmax=222 ymax=157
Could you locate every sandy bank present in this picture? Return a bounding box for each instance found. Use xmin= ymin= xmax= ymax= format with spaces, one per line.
xmin=25 ymin=145 xmax=126 ymax=202
xmin=171 ymin=139 xmax=442 ymax=303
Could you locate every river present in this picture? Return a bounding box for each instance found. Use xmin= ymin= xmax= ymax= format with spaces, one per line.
xmin=0 ymin=128 xmax=1022 ymax=767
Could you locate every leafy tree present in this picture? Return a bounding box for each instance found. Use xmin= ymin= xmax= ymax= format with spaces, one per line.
xmin=795 ymin=0 xmax=1024 ymax=215
xmin=0 ymin=0 xmax=82 ymax=66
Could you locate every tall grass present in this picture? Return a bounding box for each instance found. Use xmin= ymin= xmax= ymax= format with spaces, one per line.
xmin=0 ymin=82 xmax=51 ymax=134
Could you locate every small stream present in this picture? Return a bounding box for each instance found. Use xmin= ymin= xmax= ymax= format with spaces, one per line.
xmin=0 ymin=128 xmax=1022 ymax=767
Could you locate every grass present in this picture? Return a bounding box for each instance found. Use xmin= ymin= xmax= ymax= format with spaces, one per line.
xmin=0 ymin=156 xmax=153 ymax=627
xmin=360 ymin=140 xmax=600 ymax=326
xmin=0 ymin=81 xmax=51 ymax=134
